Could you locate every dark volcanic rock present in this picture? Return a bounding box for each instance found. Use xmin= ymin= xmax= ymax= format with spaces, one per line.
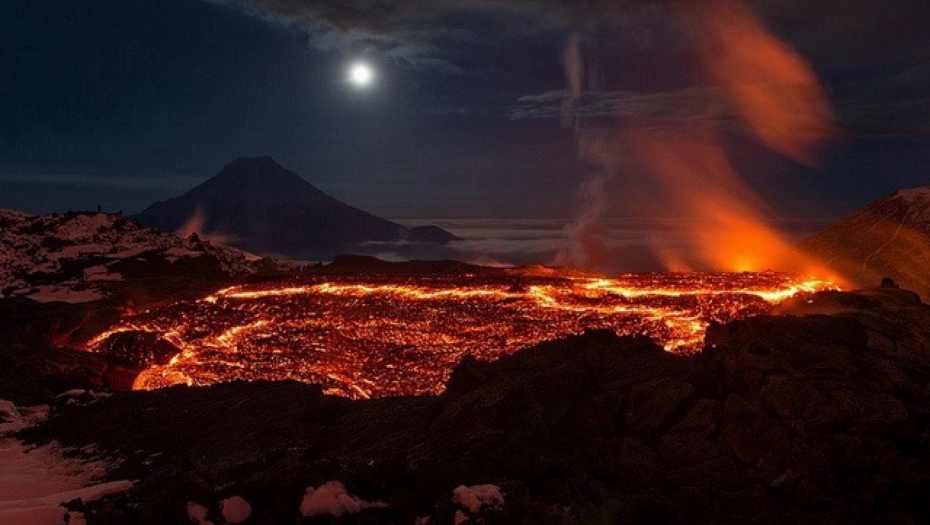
xmin=12 ymin=289 xmax=930 ymax=524
xmin=93 ymin=330 xmax=181 ymax=368
xmin=0 ymin=345 xmax=106 ymax=406
xmin=407 ymin=225 xmax=459 ymax=244
xmin=0 ymin=299 xmax=114 ymax=404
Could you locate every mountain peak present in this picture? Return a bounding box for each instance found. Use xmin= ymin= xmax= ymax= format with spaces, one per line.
xmin=894 ymin=186 xmax=930 ymax=203
xmin=208 ymin=156 xmax=306 ymax=188
xmin=230 ymin=156 xmax=279 ymax=168
xmin=135 ymin=157 xmax=457 ymax=259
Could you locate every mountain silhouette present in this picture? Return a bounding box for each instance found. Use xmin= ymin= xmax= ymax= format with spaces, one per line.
xmin=135 ymin=157 xmax=456 ymax=259
xmin=801 ymin=187 xmax=930 ymax=299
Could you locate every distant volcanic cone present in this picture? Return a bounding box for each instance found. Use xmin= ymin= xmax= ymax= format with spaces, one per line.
xmin=135 ymin=156 xmax=456 ymax=259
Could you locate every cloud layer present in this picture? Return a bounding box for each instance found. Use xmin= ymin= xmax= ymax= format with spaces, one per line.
xmin=203 ymin=0 xmax=676 ymax=70
xmin=206 ymin=0 xmax=929 ymax=135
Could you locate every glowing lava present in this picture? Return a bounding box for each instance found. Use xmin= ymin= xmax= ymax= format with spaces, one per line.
xmin=87 ymin=271 xmax=834 ymax=399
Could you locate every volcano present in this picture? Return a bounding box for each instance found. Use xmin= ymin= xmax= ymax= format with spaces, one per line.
xmin=135 ymin=157 xmax=457 ymax=259
xmin=801 ymin=187 xmax=930 ymax=299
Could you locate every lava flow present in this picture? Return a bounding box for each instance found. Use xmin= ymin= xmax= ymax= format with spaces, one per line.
xmin=87 ymin=271 xmax=834 ymax=399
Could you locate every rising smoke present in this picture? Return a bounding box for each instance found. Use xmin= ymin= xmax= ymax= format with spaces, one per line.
xmin=557 ymin=0 xmax=842 ymax=279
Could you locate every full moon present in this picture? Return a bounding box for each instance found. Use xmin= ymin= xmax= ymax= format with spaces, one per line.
xmin=348 ymin=62 xmax=374 ymax=88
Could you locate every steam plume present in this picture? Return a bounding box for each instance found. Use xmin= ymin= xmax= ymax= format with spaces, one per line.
xmin=558 ymin=0 xmax=843 ymax=280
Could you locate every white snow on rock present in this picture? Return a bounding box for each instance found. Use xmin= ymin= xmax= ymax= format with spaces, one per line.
xmin=0 ymin=210 xmax=284 ymax=302
xmin=452 ymin=484 xmax=505 ymax=513
xmin=54 ymin=389 xmax=111 ymax=406
xmin=0 ymin=404 xmax=49 ymax=433
xmin=220 ymin=495 xmax=252 ymax=524
xmin=83 ymin=265 xmax=124 ymax=282
xmin=163 ymin=246 xmax=203 ymax=262
xmin=187 ymin=501 xmax=211 ymax=524
xmin=22 ymin=285 xmax=106 ymax=304
xmin=0 ymin=505 xmax=67 ymax=525
xmin=0 ymin=399 xmax=132 ymax=525
xmin=0 ymin=400 xmax=19 ymax=423
xmin=299 ymin=480 xmax=387 ymax=517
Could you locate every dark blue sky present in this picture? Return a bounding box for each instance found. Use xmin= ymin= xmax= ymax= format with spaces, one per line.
xmin=1 ymin=0 xmax=928 ymax=219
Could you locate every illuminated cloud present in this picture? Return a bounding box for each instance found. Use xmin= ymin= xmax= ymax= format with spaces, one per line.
xmin=201 ymin=0 xmax=928 ymax=135
xmin=200 ymin=0 xmax=676 ymax=71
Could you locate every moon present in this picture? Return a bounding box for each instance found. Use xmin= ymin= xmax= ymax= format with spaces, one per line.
xmin=347 ymin=62 xmax=374 ymax=88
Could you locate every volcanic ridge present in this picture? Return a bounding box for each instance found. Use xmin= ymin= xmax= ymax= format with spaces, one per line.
xmin=803 ymin=187 xmax=930 ymax=299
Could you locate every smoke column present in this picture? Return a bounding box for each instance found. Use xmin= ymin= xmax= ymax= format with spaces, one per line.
xmin=557 ymin=0 xmax=843 ymax=281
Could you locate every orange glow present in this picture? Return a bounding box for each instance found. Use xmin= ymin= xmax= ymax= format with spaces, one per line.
xmin=626 ymin=130 xmax=846 ymax=284
xmin=555 ymin=0 xmax=844 ymax=284
xmin=582 ymin=0 xmax=845 ymax=283
xmin=85 ymin=272 xmax=835 ymax=399
xmin=175 ymin=208 xmax=235 ymax=245
xmin=640 ymin=0 xmax=838 ymax=275
xmin=684 ymin=0 xmax=836 ymax=164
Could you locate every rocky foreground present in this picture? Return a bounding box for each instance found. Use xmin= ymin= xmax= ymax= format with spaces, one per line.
xmin=4 ymin=287 xmax=930 ymax=524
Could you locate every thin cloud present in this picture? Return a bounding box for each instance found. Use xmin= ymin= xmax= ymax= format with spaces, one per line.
xmin=201 ymin=0 xmax=675 ymax=71
xmin=204 ymin=0 xmax=929 ymax=136
xmin=0 ymin=173 xmax=201 ymax=191
xmin=510 ymin=87 xmax=731 ymax=124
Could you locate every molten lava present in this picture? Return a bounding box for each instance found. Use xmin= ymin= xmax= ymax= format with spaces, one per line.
xmin=87 ymin=271 xmax=833 ymax=399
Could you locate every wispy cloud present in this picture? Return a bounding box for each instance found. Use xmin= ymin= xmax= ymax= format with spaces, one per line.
xmin=510 ymin=87 xmax=731 ymax=124
xmin=201 ymin=0 xmax=675 ymax=72
xmin=0 ymin=172 xmax=200 ymax=191
xmin=204 ymin=0 xmax=930 ymax=135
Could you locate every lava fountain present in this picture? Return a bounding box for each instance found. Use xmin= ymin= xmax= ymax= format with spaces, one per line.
xmin=87 ymin=270 xmax=833 ymax=399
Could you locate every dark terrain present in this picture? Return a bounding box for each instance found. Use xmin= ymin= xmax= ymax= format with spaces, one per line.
xmin=3 ymin=285 xmax=930 ymax=524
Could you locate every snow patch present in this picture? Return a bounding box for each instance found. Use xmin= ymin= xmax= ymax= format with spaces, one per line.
xmin=0 ymin=505 xmax=67 ymax=525
xmin=55 ymin=389 xmax=111 ymax=406
xmin=452 ymin=484 xmax=505 ymax=513
xmin=83 ymin=265 xmax=124 ymax=282
xmin=0 ymin=210 xmax=286 ymax=302
xmin=220 ymin=495 xmax=252 ymax=524
xmin=0 ymin=400 xmax=131 ymax=525
xmin=0 ymin=400 xmax=19 ymax=423
xmin=164 ymin=246 xmax=202 ymax=261
xmin=299 ymin=481 xmax=387 ymax=517
xmin=187 ymin=501 xmax=210 ymax=524
xmin=24 ymin=285 xmax=105 ymax=304
xmin=57 ymin=244 xmax=107 ymax=260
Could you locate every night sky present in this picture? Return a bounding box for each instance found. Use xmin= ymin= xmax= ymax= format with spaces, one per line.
xmin=1 ymin=0 xmax=929 ymax=222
